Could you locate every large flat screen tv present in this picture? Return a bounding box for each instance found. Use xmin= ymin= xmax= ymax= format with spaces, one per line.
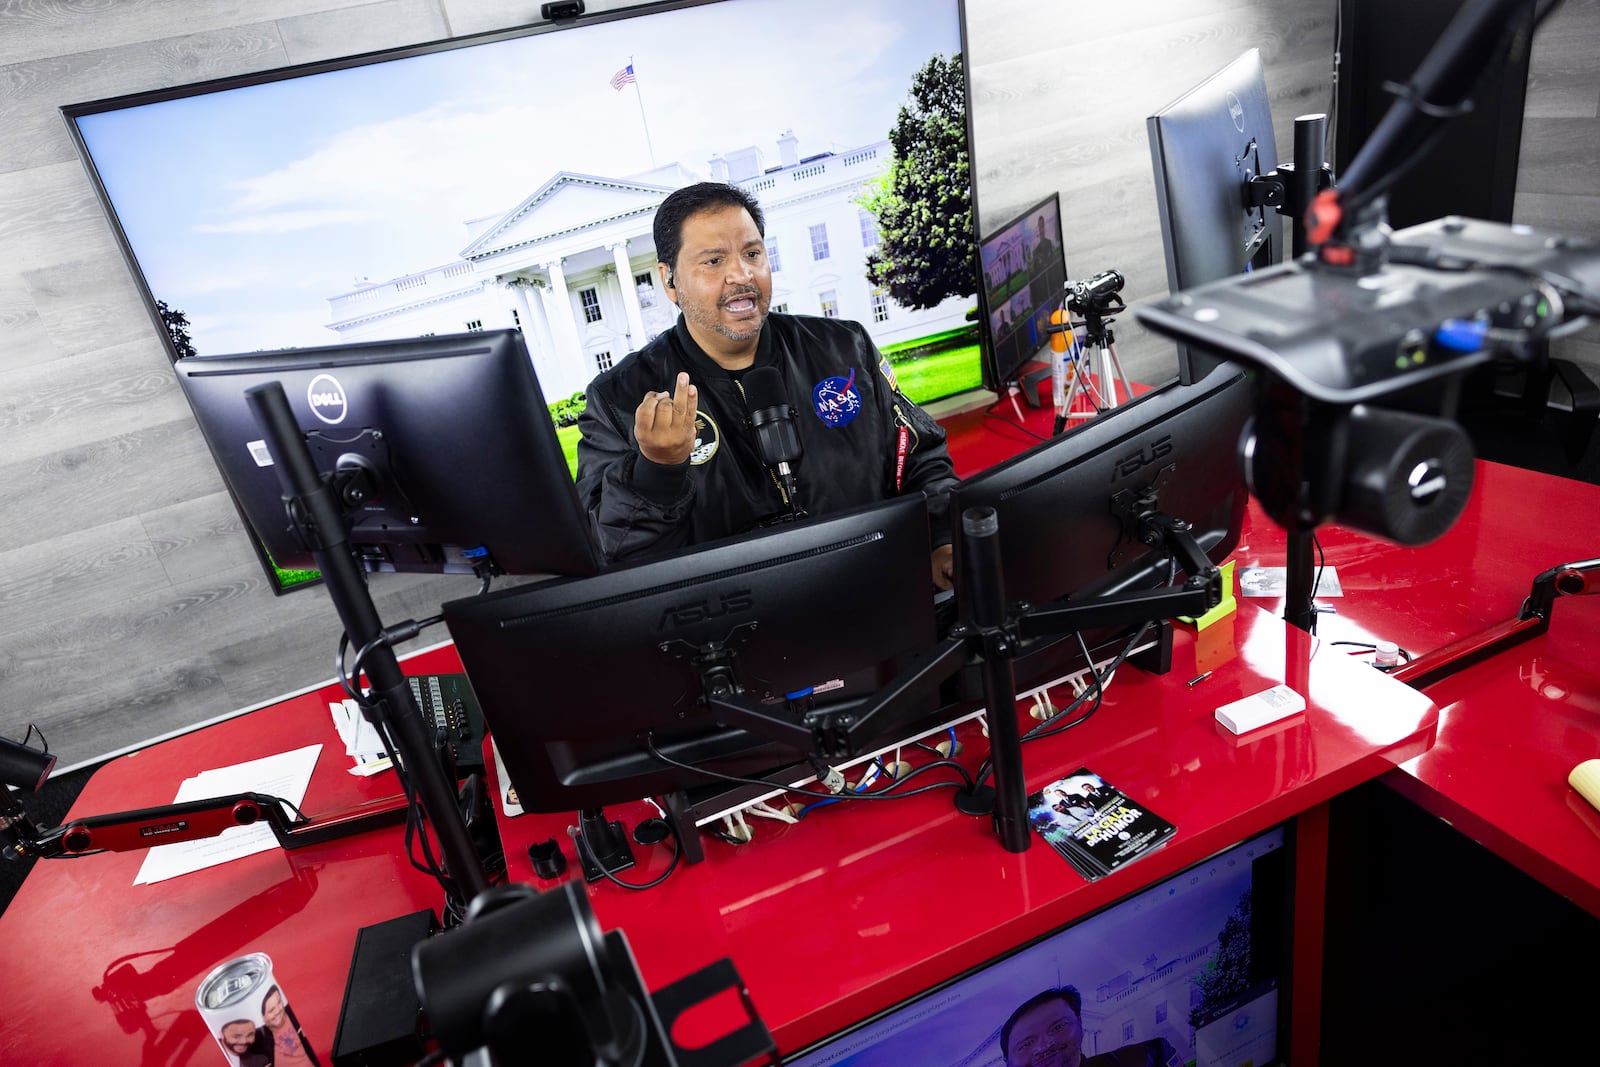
xmin=786 ymin=824 xmax=1292 ymax=1066
xmin=63 ymin=0 xmax=985 ymax=591
xmin=63 ymin=0 xmax=982 ymax=404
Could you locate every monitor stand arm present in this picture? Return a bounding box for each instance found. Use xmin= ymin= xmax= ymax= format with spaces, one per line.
xmin=1248 ymin=113 xmax=1335 ymax=259
xmin=953 ymin=508 xmax=1219 ymax=852
xmin=1388 ymin=556 xmax=1600 ymax=689
xmin=244 ymin=382 xmax=490 ymax=904
xmin=697 ymin=511 xmax=1034 ymax=852
xmin=698 ymin=508 xmax=1220 ymax=856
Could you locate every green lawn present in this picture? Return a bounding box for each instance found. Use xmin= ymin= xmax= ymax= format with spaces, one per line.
xmin=887 ymin=342 xmax=984 ymax=404
xmin=558 ymin=423 xmax=581 ymax=479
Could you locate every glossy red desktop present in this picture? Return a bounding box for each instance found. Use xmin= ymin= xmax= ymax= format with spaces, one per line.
xmin=1230 ymin=460 xmax=1600 ymax=915
xmin=0 ymin=385 xmax=1595 ymax=1065
xmin=495 ymin=602 xmax=1437 ymax=1059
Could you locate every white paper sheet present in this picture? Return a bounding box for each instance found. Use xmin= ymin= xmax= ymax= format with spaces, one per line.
xmin=132 ymin=744 xmax=322 ymax=885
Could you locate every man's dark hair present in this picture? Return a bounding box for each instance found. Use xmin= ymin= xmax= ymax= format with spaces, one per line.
xmin=653 ymin=182 xmax=766 ymax=273
xmin=261 ymin=984 xmax=281 ymax=1014
xmin=1000 ymin=986 xmax=1083 ymax=1060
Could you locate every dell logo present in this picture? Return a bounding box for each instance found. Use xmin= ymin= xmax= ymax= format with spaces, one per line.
xmin=1111 ymin=435 xmax=1173 ymax=480
xmin=307 ymin=373 xmax=348 ymax=425
xmin=658 ymin=591 xmax=755 ymax=630
xmin=1226 ymin=90 xmax=1246 ymax=132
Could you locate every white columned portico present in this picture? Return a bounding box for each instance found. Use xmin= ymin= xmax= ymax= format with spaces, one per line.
xmin=506 ymin=277 xmax=562 ymax=394
xmin=609 ymin=240 xmax=648 ymax=349
xmin=542 ymin=258 xmax=588 ymax=389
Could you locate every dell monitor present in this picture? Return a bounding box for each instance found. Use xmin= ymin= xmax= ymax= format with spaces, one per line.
xmin=175 ymin=328 xmax=600 ymax=581
xmin=1148 ymin=49 xmax=1282 ymax=382
xmin=978 ymin=193 xmax=1070 ymax=400
xmin=949 ymin=363 xmax=1253 ymax=686
xmin=442 ymin=494 xmax=943 ymax=822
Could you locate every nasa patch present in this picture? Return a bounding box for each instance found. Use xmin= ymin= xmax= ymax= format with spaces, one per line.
xmin=688 ymin=410 xmax=720 ymax=465
xmin=813 ymin=370 xmax=862 ymax=427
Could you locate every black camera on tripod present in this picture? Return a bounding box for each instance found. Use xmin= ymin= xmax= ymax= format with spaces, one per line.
xmin=1066 ymin=269 xmax=1125 ymax=314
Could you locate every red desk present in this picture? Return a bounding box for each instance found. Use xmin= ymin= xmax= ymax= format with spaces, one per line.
xmin=1230 ymin=460 xmax=1600 ymax=916
xmin=5 ymin=457 xmax=1592 ymax=1066
xmin=492 ymin=605 xmax=1436 ymax=1062
xmin=0 ymin=612 xmax=1438 ymax=1067
xmin=0 ymin=660 xmax=457 ymax=1067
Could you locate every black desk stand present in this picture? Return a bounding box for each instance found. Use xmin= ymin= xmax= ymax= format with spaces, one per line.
xmin=245 ymin=382 xmax=490 ymax=902
xmin=699 ymin=505 xmax=1221 ymax=856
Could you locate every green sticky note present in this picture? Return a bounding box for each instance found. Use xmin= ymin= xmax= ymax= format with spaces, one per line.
xmin=1179 ymin=559 xmax=1237 ymax=630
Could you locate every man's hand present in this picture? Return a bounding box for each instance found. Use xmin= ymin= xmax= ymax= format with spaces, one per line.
xmin=634 ymin=372 xmax=699 ymax=465
xmin=931 ymin=543 xmax=954 ymax=591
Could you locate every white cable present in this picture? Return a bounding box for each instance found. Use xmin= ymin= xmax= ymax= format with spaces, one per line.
xmin=744 ymin=801 xmax=799 ymax=824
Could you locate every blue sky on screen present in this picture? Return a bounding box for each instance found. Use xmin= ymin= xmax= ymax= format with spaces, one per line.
xmin=73 ymin=0 xmax=962 ymax=356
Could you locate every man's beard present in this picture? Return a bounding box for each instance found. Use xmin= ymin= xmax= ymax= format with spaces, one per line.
xmin=683 ymin=285 xmax=767 ymax=341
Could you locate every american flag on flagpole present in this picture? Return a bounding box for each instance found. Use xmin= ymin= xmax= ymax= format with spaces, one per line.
xmin=609 ymin=63 xmax=636 ymax=91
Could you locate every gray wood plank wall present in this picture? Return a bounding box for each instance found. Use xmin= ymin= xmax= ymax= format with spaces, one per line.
xmin=0 ymin=0 xmax=1590 ymax=769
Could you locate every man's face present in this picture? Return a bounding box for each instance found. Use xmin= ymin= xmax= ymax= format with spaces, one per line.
xmin=1006 ymin=998 xmax=1084 ymax=1067
xmin=262 ymin=990 xmax=287 ymax=1030
xmin=221 ymin=1021 xmax=257 ymax=1054
xmin=662 ymin=204 xmax=771 ymax=352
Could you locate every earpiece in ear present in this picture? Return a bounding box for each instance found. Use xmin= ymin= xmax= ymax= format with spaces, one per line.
xmin=665 ymin=270 xmax=676 ymax=289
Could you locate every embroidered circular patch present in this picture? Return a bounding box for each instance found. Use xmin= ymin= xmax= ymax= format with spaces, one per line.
xmin=812 ymin=372 xmax=862 ymax=427
xmin=689 ymin=410 xmax=720 ymax=465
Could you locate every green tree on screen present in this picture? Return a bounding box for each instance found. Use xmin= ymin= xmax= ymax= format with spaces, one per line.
xmin=156 ymin=299 xmax=197 ymax=360
xmin=863 ymin=52 xmax=977 ymax=310
xmin=1190 ymin=890 xmax=1253 ymax=1028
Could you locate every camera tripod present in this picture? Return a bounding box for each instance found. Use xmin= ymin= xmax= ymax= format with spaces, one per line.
xmin=1054 ymin=300 xmax=1134 ymax=434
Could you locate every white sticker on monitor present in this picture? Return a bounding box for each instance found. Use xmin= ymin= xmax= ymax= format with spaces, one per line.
xmin=246 ymin=440 xmax=274 ymax=467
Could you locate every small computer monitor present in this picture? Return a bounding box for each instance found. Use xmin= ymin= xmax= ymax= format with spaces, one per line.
xmin=978 ymin=193 xmax=1069 ymax=396
xmin=785 ymin=823 xmax=1292 ymax=1066
xmin=175 ymin=328 xmax=600 ymax=580
xmin=949 ymin=364 xmax=1252 ymax=682
xmin=442 ymin=495 xmax=940 ymax=816
xmin=1148 ymin=49 xmax=1282 ymax=382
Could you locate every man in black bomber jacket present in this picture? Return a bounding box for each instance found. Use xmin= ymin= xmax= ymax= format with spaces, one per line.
xmin=575 ymin=182 xmax=959 ymax=588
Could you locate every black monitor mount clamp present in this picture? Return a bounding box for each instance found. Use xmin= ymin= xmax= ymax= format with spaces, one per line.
xmin=688 ymin=495 xmax=1221 ymax=856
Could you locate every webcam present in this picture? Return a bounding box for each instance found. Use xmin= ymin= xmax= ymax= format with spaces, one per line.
xmin=541 ymin=1 xmax=585 ymax=19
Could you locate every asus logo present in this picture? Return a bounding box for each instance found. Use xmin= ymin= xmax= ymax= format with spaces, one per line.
xmin=658 ymin=591 xmax=755 ymax=630
xmin=1111 ymin=435 xmax=1173 ymax=480
xmin=139 ymin=820 xmax=190 ymax=838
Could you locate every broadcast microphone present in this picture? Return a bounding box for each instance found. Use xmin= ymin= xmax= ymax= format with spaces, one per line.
xmin=741 ymin=366 xmax=804 ymax=516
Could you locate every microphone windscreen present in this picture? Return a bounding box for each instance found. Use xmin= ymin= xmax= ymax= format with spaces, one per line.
xmin=742 ymin=366 xmax=788 ymax=410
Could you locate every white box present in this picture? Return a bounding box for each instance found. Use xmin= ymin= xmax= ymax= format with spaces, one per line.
xmin=1215 ymin=684 xmax=1307 ymax=734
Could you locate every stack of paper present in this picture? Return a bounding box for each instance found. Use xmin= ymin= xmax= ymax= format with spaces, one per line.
xmin=329 ymin=698 xmax=391 ymax=776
